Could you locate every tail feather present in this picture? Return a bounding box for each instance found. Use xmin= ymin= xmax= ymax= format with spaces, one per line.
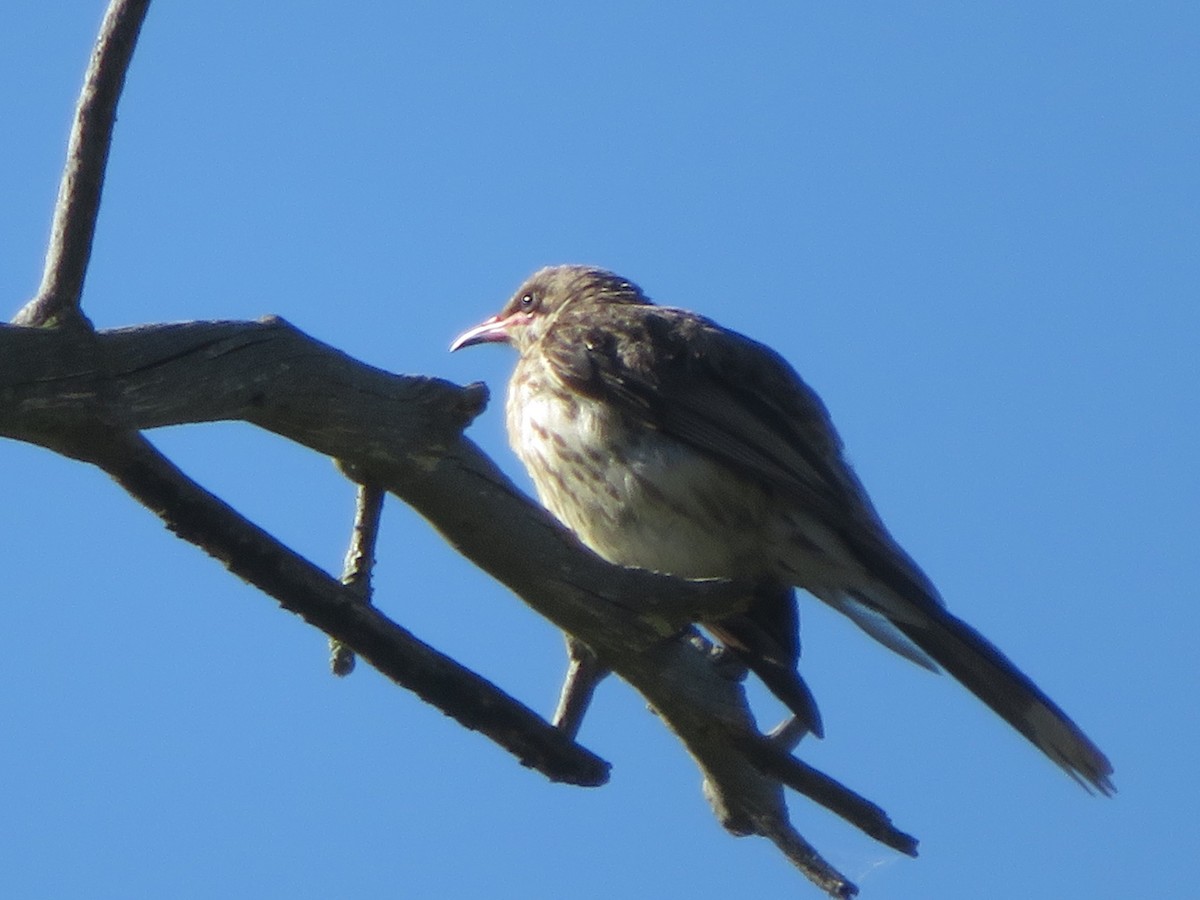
xmin=709 ymin=584 xmax=824 ymax=739
xmin=885 ymin=599 xmax=1114 ymax=794
xmin=743 ymin=652 xmax=825 ymax=739
xmin=709 ymin=632 xmax=824 ymax=739
xmin=819 ymin=590 xmax=939 ymax=671
xmin=813 ymin=525 xmax=1114 ymax=790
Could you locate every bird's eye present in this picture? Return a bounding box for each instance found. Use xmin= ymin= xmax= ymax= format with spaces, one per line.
xmin=519 ymin=293 xmax=537 ymax=311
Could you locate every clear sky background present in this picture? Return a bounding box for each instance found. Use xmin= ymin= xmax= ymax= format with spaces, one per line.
xmin=1 ymin=3 xmax=1195 ymax=898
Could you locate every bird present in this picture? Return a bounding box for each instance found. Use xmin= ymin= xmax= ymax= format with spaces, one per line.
xmin=450 ymin=264 xmax=1114 ymax=793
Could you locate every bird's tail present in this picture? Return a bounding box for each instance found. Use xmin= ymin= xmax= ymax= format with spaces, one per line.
xmin=838 ymin=588 xmax=1114 ymax=794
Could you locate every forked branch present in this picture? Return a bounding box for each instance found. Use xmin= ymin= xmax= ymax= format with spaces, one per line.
xmin=2 ymin=2 xmax=916 ymax=895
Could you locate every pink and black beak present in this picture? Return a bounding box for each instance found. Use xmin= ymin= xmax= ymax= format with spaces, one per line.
xmin=449 ymin=314 xmax=512 ymax=352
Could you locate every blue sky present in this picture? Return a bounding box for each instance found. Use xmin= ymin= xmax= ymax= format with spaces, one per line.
xmin=1 ymin=2 xmax=1196 ymax=898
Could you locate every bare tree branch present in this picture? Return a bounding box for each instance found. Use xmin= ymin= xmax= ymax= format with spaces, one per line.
xmin=3 ymin=3 xmax=918 ymax=893
xmin=14 ymin=0 xmax=152 ymax=328
xmin=0 ymin=318 xmax=916 ymax=895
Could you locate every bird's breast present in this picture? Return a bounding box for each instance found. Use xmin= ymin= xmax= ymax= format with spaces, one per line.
xmin=506 ymin=363 xmax=771 ymax=578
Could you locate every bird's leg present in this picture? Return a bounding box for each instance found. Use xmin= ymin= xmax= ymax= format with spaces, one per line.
xmin=552 ymin=636 xmax=609 ymax=740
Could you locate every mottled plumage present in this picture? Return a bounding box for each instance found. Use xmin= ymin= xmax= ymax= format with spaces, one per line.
xmin=452 ymin=265 xmax=1113 ymax=793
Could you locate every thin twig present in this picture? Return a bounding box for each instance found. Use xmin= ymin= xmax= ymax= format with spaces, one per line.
xmin=758 ymin=816 xmax=860 ymax=898
xmin=330 ymin=479 xmax=386 ymax=675
xmin=551 ymin=637 xmax=608 ymax=739
xmin=13 ymin=0 xmax=151 ymax=328
xmin=738 ymin=732 xmax=919 ymax=856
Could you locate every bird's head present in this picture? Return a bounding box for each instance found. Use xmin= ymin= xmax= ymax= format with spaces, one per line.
xmin=450 ymin=265 xmax=650 ymax=355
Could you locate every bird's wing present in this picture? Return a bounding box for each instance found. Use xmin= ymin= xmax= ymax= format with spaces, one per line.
xmin=543 ymin=304 xmax=941 ymax=616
